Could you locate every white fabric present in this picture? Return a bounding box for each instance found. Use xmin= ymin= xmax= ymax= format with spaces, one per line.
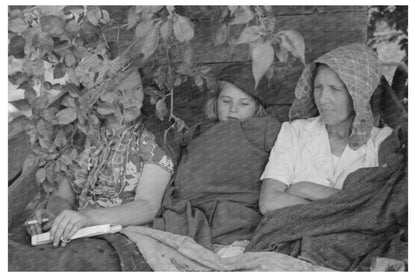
xmin=261 ymin=117 xmax=392 ymax=189
xmin=122 ymin=226 xmax=333 ymax=271
xmin=213 ymin=240 xmax=249 ymax=258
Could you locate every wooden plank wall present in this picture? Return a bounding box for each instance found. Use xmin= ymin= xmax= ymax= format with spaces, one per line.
xmin=103 ymin=6 xmax=368 ymax=125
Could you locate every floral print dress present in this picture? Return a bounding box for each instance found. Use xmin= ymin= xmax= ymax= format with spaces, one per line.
xmin=71 ymin=123 xmax=174 ymax=210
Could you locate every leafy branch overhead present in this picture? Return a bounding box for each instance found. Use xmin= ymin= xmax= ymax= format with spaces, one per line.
xmin=211 ymin=6 xmax=306 ymax=87
xmin=8 ymin=5 xmax=305 ymax=195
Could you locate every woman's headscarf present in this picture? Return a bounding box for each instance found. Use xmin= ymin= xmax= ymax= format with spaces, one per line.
xmin=289 ymin=43 xmax=381 ymax=149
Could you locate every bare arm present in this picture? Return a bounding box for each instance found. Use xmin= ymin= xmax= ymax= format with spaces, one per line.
xmin=287 ymin=181 xmax=340 ymax=201
xmin=259 ymin=178 xmax=310 ymax=215
xmin=84 ymin=163 xmax=171 ymax=226
xmin=50 ymin=163 xmax=171 ymax=246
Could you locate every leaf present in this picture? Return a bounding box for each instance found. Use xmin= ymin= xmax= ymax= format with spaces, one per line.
xmin=251 ymin=41 xmax=274 ymax=87
xmin=61 ymin=96 xmax=77 ymax=108
xmin=22 ymin=154 xmax=39 ymax=175
xmin=214 ymin=24 xmax=229 ymax=46
xmin=37 ymin=119 xmax=53 ymax=140
xmin=9 ymin=35 xmax=26 ymax=56
xmin=194 ymin=74 xmax=204 ymax=89
xmin=230 ymin=6 xmax=253 ymax=25
xmin=40 ymin=15 xmax=66 ymax=36
xmin=45 ymin=162 xmax=56 ymax=184
xmin=22 ymin=60 xmax=45 ymax=77
xmin=100 ymin=92 xmax=116 ymax=103
xmin=173 ymin=15 xmax=194 ymax=43
xmin=141 ymin=22 xmax=160 ymax=61
xmin=236 ymin=26 xmax=265 ymax=45
xmin=228 ymin=6 xmax=238 ymax=16
xmin=53 ymin=63 xmax=66 ymax=79
xmin=54 ymin=129 xmax=67 ymax=148
xmin=175 ymin=118 xmax=186 ymax=132
xmin=65 ymin=53 xmax=77 ymax=67
xmin=37 ymin=6 xmax=65 ymax=15
xmin=144 ymin=86 xmax=163 ymax=102
xmin=101 ymin=10 xmax=110 ymax=24
xmin=136 ymin=6 xmax=164 ymax=14
xmin=55 ymin=108 xmax=77 ymax=125
xmin=155 ymin=98 xmax=169 ymax=120
xmin=35 ymin=168 xmax=47 ymax=184
xmin=160 ymin=19 xmax=173 ymax=41
xmin=9 ymin=18 xmax=27 ymax=33
xmin=127 ymin=7 xmax=139 ymax=30
xmin=198 ymin=65 xmax=212 ymax=75
xmin=166 ymin=6 xmax=175 ymax=14
xmin=67 ymin=68 xmax=80 ymax=86
xmin=117 ymin=69 xmax=142 ymax=91
xmin=87 ymin=6 xmax=102 ymax=26
xmin=42 ymin=180 xmax=55 ymax=193
xmin=66 ymin=19 xmax=80 ymax=34
xmin=135 ymin=19 xmax=154 ymax=39
xmin=274 ymin=42 xmax=289 ymax=63
xmin=277 ymin=30 xmax=306 ymax=64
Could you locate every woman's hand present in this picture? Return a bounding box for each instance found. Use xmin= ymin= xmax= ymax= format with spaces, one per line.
xmin=50 ymin=210 xmax=91 ymax=247
xmin=25 ymin=209 xmax=56 ymax=236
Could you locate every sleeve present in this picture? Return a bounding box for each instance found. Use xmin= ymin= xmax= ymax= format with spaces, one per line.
xmin=260 ymin=121 xmax=299 ymax=186
xmin=374 ymin=126 xmax=393 ymax=150
xmin=138 ymin=130 xmax=175 ymax=175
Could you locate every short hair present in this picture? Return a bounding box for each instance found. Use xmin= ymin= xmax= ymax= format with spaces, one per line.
xmin=204 ymin=83 xmax=267 ymax=122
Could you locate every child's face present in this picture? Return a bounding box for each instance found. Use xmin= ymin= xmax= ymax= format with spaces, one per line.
xmin=217 ymin=81 xmax=257 ymax=122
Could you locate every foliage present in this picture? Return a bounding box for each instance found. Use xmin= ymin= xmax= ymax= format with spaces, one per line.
xmin=368 ymin=6 xmax=408 ymax=57
xmin=8 ymin=5 xmax=305 ymax=195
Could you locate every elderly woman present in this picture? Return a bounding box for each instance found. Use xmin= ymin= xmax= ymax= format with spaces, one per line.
xmin=259 ymin=43 xmax=392 ymax=214
xmin=154 ymin=64 xmax=281 ymax=255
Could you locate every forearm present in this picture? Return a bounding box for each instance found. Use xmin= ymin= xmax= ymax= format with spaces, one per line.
xmin=260 ymin=190 xmax=310 ymax=214
xmin=288 ymin=181 xmax=340 ymax=201
xmin=83 ymin=199 xmax=159 ymax=227
xmin=259 ymin=178 xmax=311 ymax=214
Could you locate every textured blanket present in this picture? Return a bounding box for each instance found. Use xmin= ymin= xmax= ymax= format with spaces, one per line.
xmin=246 ymin=128 xmax=408 ymax=271
xmin=154 ymin=116 xmax=281 ymax=250
xmin=122 ymin=226 xmax=332 ymax=271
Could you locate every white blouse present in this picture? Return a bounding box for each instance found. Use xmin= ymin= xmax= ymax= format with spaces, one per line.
xmin=261 ymin=117 xmax=392 ymax=189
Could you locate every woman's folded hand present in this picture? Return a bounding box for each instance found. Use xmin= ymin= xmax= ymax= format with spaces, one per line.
xmin=49 ymin=210 xmax=91 ymax=247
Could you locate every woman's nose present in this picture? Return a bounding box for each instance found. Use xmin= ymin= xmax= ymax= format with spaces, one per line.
xmin=319 ymin=87 xmax=332 ymax=104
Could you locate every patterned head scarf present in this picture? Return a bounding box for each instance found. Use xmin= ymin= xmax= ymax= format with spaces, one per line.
xmin=289 ymin=43 xmax=381 ymax=149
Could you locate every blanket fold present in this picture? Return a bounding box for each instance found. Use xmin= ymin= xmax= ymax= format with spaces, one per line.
xmin=246 ymin=129 xmax=408 ymax=271
xmin=154 ymin=116 xmax=281 ymax=250
xmin=122 ymin=226 xmax=333 ymax=271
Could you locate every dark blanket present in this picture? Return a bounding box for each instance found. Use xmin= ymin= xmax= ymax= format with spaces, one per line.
xmin=154 ymin=116 xmax=281 ymax=250
xmin=246 ymin=127 xmax=408 ymax=271
xmin=8 ymin=224 xmax=151 ymax=271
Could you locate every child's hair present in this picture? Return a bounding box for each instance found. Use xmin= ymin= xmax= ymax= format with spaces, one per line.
xmin=204 ymin=82 xmax=267 ymax=122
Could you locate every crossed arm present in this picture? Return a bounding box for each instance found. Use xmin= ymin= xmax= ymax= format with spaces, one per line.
xmin=259 ymin=178 xmax=341 ymax=215
xmin=27 ymin=163 xmax=171 ymax=247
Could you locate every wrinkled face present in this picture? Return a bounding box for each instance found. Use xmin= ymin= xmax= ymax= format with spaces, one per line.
xmin=313 ymin=65 xmax=354 ymax=126
xmin=217 ymin=81 xmax=257 ymax=122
